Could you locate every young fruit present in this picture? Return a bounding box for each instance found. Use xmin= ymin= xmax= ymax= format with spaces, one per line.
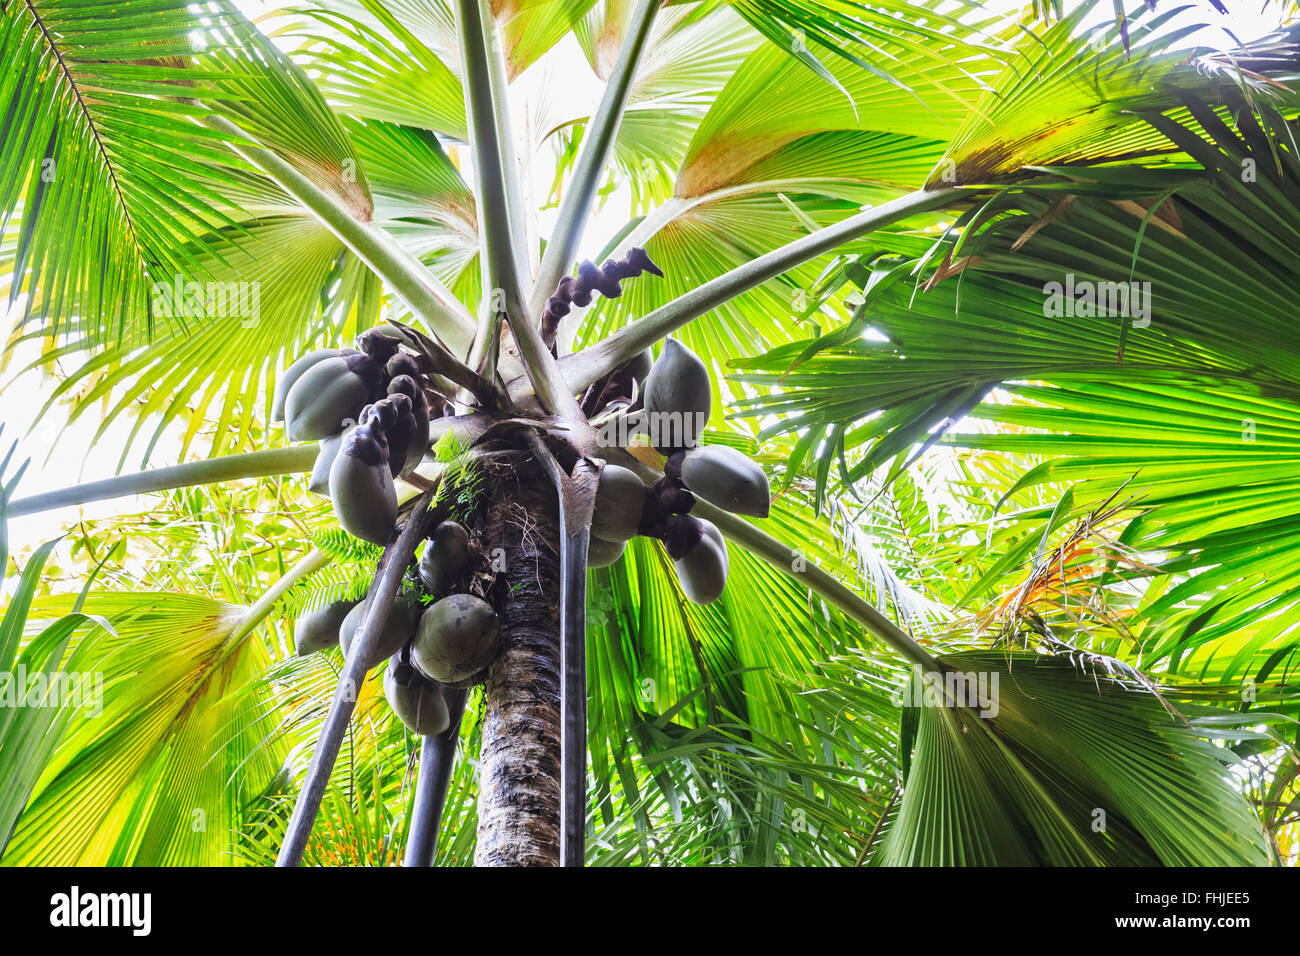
xmin=587 ymin=535 xmax=627 ymax=568
xmin=387 ymin=374 xmax=430 ymax=475
xmin=272 ymin=348 xmax=341 ymax=422
xmin=411 ymin=593 xmax=501 ymax=684
xmin=377 ymin=393 xmax=416 ymax=479
xmin=339 ymin=597 xmax=418 ymax=670
xmin=642 ymin=338 xmax=711 ymax=453
xmin=591 ymin=464 xmax=646 ymax=542
xmin=328 ymin=429 xmax=397 ymax=545
xmin=418 ymin=521 xmax=471 ymax=595
xmin=356 ymin=327 xmax=404 ymax=363
xmin=386 ymin=351 xmax=422 ymax=381
xmin=383 ymin=657 xmax=450 ymax=735
xmin=285 ymin=356 xmax=370 ymax=442
xmin=293 ymin=598 xmax=359 ymax=655
xmin=679 ymin=444 xmax=771 ymax=518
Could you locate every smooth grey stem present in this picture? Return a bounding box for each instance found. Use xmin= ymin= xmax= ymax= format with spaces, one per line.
xmin=558 ymin=523 xmax=589 ymax=867
xmin=558 ymin=188 xmax=961 ymax=393
xmin=468 ymin=301 xmax=502 ymax=381
xmin=455 ymin=0 xmax=581 ymax=418
xmin=480 ymin=1 xmax=530 ymax=279
xmin=402 ymin=687 xmax=468 ymax=867
xmin=524 ymin=431 xmax=591 ymax=867
xmin=462 ymin=0 xmax=521 ymax=375
xmin=529 ymin=0 xmax=661 ymax=322
xmin=8 ymin=445 xmax=319 ymax=516
xmin=454 ymin=0 xmax=523 ymax=302
xmin=276 ymin=491 xmax=433 ymax=867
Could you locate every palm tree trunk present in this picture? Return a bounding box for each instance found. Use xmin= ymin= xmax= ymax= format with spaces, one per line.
xmin=474 ymin=454 xmax=562 ymax=866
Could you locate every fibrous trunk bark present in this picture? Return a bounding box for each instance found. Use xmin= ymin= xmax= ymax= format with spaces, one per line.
xmin=474 ymin=453 xmax=562 ymax=866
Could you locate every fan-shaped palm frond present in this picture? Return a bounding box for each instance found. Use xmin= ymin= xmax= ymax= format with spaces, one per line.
xmin=735 ymin=82 xmax=1300 ymax=683
xmin=0 ymin=0 xmax=371 ymax=345
xmin=0 ymin=437 xmax=111 ymax=856
xmin=1 ymin=588 xmax=284 ymax=865
xmin=874 ymin=650 xmax=1277 ymax=866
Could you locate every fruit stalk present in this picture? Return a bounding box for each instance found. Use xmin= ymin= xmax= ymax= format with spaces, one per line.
xmin=402 ymin=687 xmax=468 ymax=867
xmin=276 ymin=490 xmax=434 ymax=867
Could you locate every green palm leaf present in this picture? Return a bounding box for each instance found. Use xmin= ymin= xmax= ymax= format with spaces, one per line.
xmin=3 ymin=589 xmax=283 ymax=865
xmin=877 ymin=651 xmax=1275 ymax=866
xmin=0 ymin=439 xmax=111 ymax=857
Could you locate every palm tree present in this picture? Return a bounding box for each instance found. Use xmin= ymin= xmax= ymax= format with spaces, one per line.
xmin=0 ymin=0 xmax=1296 ymax=865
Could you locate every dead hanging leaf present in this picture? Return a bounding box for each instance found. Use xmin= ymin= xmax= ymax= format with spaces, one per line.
xmin=922 ymin=254 xmax=982 ymax=290
xmin=1011 ymin=194 xmax=1077 ymax=251
xmin=1110 ymin=196 xmax=1185 ymax=237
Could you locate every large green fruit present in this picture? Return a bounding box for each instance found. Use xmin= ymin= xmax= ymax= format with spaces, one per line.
xmin=308 ymin=427 xmax=351 ymax=496
xmin=272 ymin=348 xmax=341 ymax=422
xmin=411 ymin=593 xmax=501 ymax=684
xmin=339 ymin=597 xmax=418 ymax=670
xmin=680 ymin=444 xmax=770 ymax=518
xmin=625 ymin=347 xmax=653 ymax=382
xmin=328 ymin=437 xmax=397 ymax=545
xmin=293 ymin=598 xmax=358 ymax=655
xmin=642 ymin=339 xmax=711 ymax=452
xmin=591 ymin=464 xmax=645 ymax=542
xmin=383 ymin=658 xmax=450 ymax=735
xmin=673 ymin=518 xmax=728 ymax=605
xmin=586 ymin=535 xmax=626 ymax=568
xmin=285 ymin=356 xmax=369 ymax=442
xmin=700 ymin=518 xmax=727 ymax=564
xmin=418 ymin=521 xmax=471 ymax=595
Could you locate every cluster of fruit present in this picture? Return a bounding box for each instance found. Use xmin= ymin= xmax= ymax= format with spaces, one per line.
xmin=586 ymin=338 xmax=771 ymax=604
xmin=275 ymin=320 xmax=769 ymax=727
xmin=272 ymin=328 xmax=444 ymax=546
xmin=292 ymin=518 xmax=497 ymax=735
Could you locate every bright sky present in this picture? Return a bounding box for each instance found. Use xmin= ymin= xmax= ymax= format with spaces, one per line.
xmin=2 ymin=0 xmax=1292 ymax=576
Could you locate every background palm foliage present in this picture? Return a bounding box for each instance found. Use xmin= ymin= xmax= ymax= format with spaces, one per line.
xmin=0 ymin=431 xmax=111 ymax=857
xmin=1 ymin=0 xmax=1298 ymax=865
